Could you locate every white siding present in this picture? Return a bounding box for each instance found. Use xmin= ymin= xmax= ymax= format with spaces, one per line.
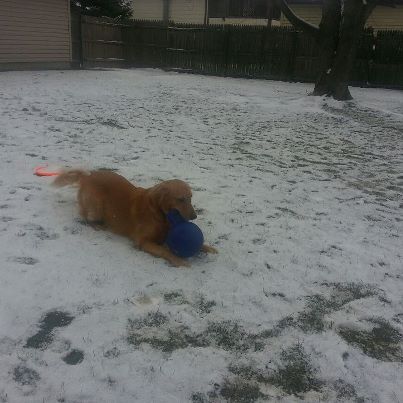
xmin=209 ymin=18 xmax=269 ymax=26
xmin=133 ymin=0 xmax=205 ymax=23
xmin=132 ymin=1 xmax=403 ymax=30
xmin=0 ymin=0 xmax=71 ymax=65
xmin=280 ymin=5 xmax=322 ymax=27
xmin=132 ymin=0 xmax=164 ymax=20
xmin=367 ymin=6 xmax=403 ymax=30
xmin=170 ymin=0 xmax=205 ymax=24
xmin=281 ymin=4 xmax=403 ymax=31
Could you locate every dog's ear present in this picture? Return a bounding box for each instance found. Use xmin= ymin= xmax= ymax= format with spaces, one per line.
xmin=149 ymin=183 xmax=171 ymax=214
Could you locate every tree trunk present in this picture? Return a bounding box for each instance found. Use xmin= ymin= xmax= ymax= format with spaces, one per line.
xmin=277 ymin=0 xmax=379 ymax=101
xmin=315 ymin=0 xmax=373 ymax=100
xmin=312 ymin=0 xmax=341 ymax=96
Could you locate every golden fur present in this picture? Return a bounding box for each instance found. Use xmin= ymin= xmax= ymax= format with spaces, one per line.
xmin=53 ymin=170 xmax=217 ymax=267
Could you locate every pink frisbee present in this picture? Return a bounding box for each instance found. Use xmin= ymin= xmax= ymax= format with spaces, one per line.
xmin=34 ymin=165 xmax=60 ymax=177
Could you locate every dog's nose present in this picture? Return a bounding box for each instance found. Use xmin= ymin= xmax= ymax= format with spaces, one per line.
xmin=190 ymin=212 xmax=197 ymax=220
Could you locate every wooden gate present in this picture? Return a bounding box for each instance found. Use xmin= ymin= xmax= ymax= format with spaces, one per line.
xmin=71 ymin=15 xmax=128 ymax=68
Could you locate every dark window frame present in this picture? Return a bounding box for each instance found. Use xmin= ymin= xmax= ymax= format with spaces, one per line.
xmin=208 ymin=0 xmax=280 ymax=20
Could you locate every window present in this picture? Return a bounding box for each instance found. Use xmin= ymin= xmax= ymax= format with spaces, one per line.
xmin=208 ymin=0 xmax=280 ymax=19
xmin=209 ymin=0 xmax=227 ymax=17
xmin=228 ymin=0 xmax=267 ymax=18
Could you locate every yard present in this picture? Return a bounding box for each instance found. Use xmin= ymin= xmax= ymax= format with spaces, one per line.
xmin=0 ymin=68 xmax=402 ymax=402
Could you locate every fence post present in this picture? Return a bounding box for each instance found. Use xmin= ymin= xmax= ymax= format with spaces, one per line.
xmin=260 ymin=26 xmax=267 ymax=76
xmin=288 ymin=30 xmax=298 ymax=81
xmin=223 ymin=25 xmax=231 ymax=76
xmin=78 ymin=13 xmax=84 ymax=68
xmin=121 ymin=23 xmax=131 ymax=67
xmin=84 ymin=21 xmax=403 ymax=88
xmin=164 ymin=22 xmax=170 ymax=69
xmin=367 ymin=30 xmax=376 ymax=85
xmin=80 ymin=15 xmax=86 ymax=68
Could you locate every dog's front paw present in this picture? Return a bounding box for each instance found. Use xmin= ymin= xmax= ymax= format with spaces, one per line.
xmin=170 ymin=256 xmax=191 ymax=268
xmin=201 ymin=244 xmax=218 ymax=254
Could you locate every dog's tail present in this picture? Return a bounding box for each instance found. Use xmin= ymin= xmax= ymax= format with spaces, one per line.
xmin=52 ymin=169 xmax=90 ymax=187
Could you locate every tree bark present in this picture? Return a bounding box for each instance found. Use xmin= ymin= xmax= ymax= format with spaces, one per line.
xmin=312 ymin=0 xmax=341 ymax=96
xmin=322 ymin=0 xmax=377 ymax=100
xmin=276 ymin=0 xmax=380 ymax=100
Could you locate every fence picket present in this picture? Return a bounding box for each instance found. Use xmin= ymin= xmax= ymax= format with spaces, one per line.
xmin=76 ymin=17 xmax=403 ymax=88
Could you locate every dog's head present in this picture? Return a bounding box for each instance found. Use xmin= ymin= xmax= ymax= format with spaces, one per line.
xmin=150 ymin=179 xmax=197 ymax=220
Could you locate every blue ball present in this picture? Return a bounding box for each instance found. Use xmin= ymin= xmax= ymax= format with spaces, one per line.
xmin=166 ymin=210 xmax=204 ymax=258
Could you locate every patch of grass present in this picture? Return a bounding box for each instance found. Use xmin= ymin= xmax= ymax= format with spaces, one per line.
xmin=338 ymin=319 xmax=403 ymax=361
xmin=127 ymin=314 xmax=268 ymax=354
xmin=127 ymin=312 xmax=208 ymax=353
xmin=10 ymin=256 xmax=39 ymax=265
xmin=228 ymin=363 xmax=270 ymax=387
xmin=128 ymin=311 xmax=168 ymax=329
xmin=329 ymin=282 xmax=378 ymax=307
xmin=62 ymin=349 xmax=84 ymax=365
xmin=228 ymin=344 xmax=321 ymax=397
xmin=192 ymin=378 xmax=266 ymax=403
xmin=25 ymin=310 xmax=74 ymax=350
xmin=274 ymin=315 xmax=295 ymax=332
xmin=128 ymin=325 xmax=208 ymax=353
xmin=163 ymin=292 xmax=216 ymax=315
xmin=269 ymin=344 xmax=321 ymax=395
xmin=295 ymin=295 xmax=333 ymax=333
xmin=228 ymin=364 xmax=260 ymax=380
xmin=271 ymin=283 xmax=380 ymax=335
xmin=103 ymin=347 xmax=120 ymax=358
xmin=194 ymin=295 xmax=217 ymax=315
xmin=163 ymin=291 xmax=188 ymax=305
xmin=202 ymin=320 xmax=272 ymax=352
xmin=219 ymin=378 xmax=265 ymax=402
xmin=204 ymin=321 xmax=251 ymax=352
xmin=254 ymin=316 xmax=296 ymax=340
xmin=126 ymin=282 xmax=383 ymax=360
xmin=333 ymin=379 xmax=363 ymax=401
xmin=13 ymin=365 xmax=40 ymax=386
xmin=190 ymin=392 xmax=207 ymax=403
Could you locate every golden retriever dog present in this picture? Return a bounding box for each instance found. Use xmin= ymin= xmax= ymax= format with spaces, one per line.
xmin=53 ymin=169 xmax=217 ymax=267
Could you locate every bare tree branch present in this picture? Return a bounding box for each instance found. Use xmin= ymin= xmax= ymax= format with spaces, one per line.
xmin=275 ymin=0 xmax=320 ymax=38
xmin=362 ymin=0 xmax=380 ymax=23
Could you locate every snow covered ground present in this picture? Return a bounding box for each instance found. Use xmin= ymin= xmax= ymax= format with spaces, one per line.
xmin=0 ymin=68 xmax=402 ymax=402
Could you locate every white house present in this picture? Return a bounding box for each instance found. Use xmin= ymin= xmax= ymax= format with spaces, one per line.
xmin=132 ymin=0 xmax=403 ymax=30
xmin=132 ymin=0 xmax=281 ymax=26
xmin=0 ymin=0 xmax=72 ymax=70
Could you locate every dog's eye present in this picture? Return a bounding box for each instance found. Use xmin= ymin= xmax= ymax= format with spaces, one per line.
xmin=178 ymin=197 xmax=186 ymax=203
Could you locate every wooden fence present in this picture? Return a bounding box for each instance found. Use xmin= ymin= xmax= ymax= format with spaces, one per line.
xmin=80 ymin=15 xmax=128 ymax=68
xmin=74 ymin=17 xmax=403 ymax=88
